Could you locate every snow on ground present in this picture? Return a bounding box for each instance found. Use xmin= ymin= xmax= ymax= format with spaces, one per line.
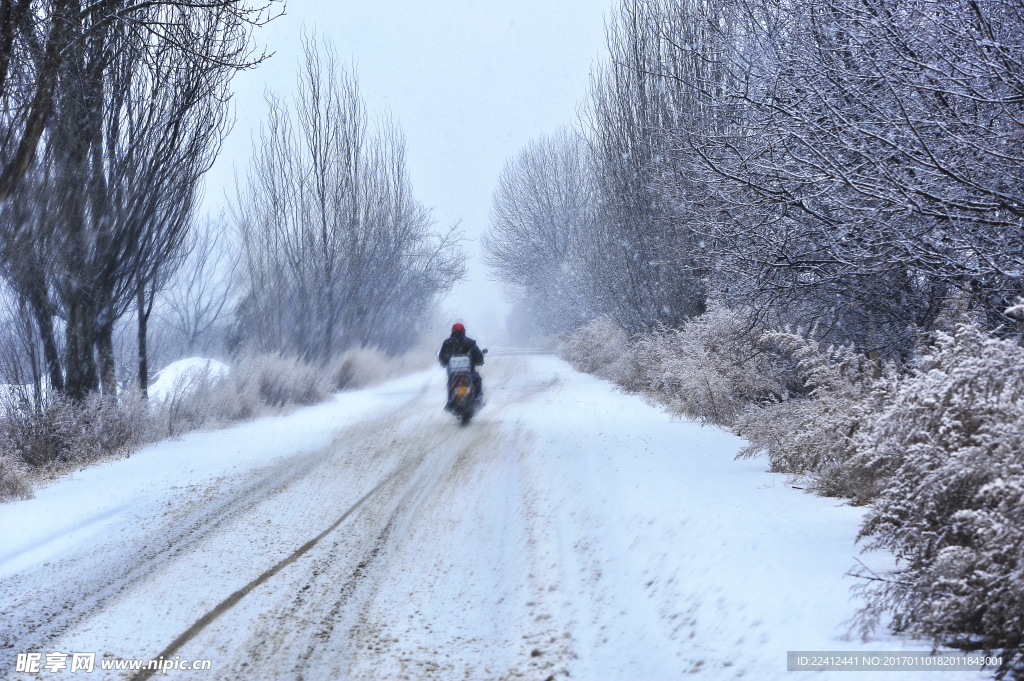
xmin=0 ymin=355 xmax=994 ymax=679
xmin=146 ymin=357 xmax=230 ymax=402
xmin=0 ymin=370 xmax=428 ymax=579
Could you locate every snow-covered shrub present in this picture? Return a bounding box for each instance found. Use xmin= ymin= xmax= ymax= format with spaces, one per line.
xmin=0 ymin=391 xmax=56 ymax=467
xmin=159 ymin=361 xmax=229 ymax=437
xmin=0 ymin=391 xmax=145 ymax=468
xmin=625 ymin=307 xmax=789 ymax=426
xmin=146 ymin=358 xmax=229 ymax=403
xmin=0 ymin=348 xmax=432 ymax=502
xmin=0 ymin=452 xmax=32 ymax=501
xmin=0 ymin=389 xmax=151 ymax=499
xmin=560 ymin=308 xmax=789 ymax=426
xmin=156 ymin=353 xmax=331 ymax=436
xmin=851 ymin=324 xmax=1024 ymax=676
xmin=734 ymin=332 xmax=895 ymax=500
xmin=557 ymin=316 xmax=629 ymax=376
xmin=149 ymin=349 xmax=432 ymax=439
xmin=70 ymin=391 xmax=149 ymax=461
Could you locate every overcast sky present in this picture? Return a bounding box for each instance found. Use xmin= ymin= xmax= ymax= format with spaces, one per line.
xmin=201 ymin=0 xmax=611 ymax=343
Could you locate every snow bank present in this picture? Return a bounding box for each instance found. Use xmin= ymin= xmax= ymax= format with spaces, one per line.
xmin=147 ymin=357 xmax=229 ymax=402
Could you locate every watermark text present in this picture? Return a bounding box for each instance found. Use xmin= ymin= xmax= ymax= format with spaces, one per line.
xmin=15 ymin=652 xmax=212 ymax=674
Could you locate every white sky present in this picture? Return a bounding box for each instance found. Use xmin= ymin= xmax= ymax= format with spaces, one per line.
xmin=201 ymin=0 xmax=611 ymax=343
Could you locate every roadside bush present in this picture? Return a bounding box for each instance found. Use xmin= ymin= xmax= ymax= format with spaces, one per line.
xmin=560 ymin=307 xmax=789 ymax=427
xmin=0 ymin=390 xmax=148 ymax=469
xmin=0 ymin=392 xmax=59 ymax=468
xmin=734 ymin=332 xmax=896 ymax=500
xmin=561 ymin=312 xmax=1024 ymax=674
xmin=1 ymin=347 xmax=432 ymax=502
xmin=159 ymin=362 xmax=229 ymax=437
xmin=561 ymin=309 xmax=899 ymax=497
xmin=155 ymin=353 xmax=331 ymax=436
xmin=154 ymin=347 xmax=433 ymax=438
xmin=628 ymin=307 xmax=789 ymax=426
xmin=68 ymin=392 xmax=149 ymax=462
xmin=235 ymin=353 xmax=330 ymax=408
xmin=850 ymin=324 xmax=1024 ymax=677
xmin=557 ymin=316 xmax=629 ymax=376
xmin=329 ymin=345 xmax=433 ymax=390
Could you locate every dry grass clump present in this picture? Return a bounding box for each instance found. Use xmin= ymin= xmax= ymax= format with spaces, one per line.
xmin=0 ymin=451 xmax=32 ymax=501
xmin=0 ymin=390 xmax=148 ymax=469
xmin=231 ymin=353 xmax=330 ymax=409
xmin=0 ymin=389 xmax=152 ymax=500
xmin=154 ymin=349 xmax=425 ymax=437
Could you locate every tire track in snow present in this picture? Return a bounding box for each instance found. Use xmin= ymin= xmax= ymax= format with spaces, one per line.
xmin=3 ymin=359 xmax=557 ymax=679
xmin=129 ymin=460 xmax=416 ymax=681
xmin=337 ymin=421 xmax=516 ymax=677
xmin=0 ymin=388 xmax=430 ymax=670
xmin=0 ymin=442 xmax=344 ymax=659
xmin=335 ymin=371 xmax=572 ymax=680
xmin=154 ymin=361 xmax=556 ymax=679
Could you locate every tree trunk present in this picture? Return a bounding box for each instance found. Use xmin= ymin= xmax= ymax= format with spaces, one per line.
xmin=137 ymin=278 xmax=150 ymax=398
xmin=95 ymin=317 xmax=117 ymax=396
xmin=16 ymin=298 xmax=44 ymax=412
xmin=23 ymin=274 xmax=64 ymax=394
xmin=35 ymin=307 xmax=63 ymax=395
xmin=0 ymin=0 xmax=72 ymax=202
xmin=64 ymin=283 xmax=98 ymax=400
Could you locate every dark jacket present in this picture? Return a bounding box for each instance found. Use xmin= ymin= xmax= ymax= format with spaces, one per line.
xmin=439 ymin=334 xmax=484 ymax=369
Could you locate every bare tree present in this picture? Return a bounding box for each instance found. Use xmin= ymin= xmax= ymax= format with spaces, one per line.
xmin=579 ymin=0 xmax=714 ymax=332
xmin=483 ymin=0 xmax=751 ymax=338
xmin=234 ymin=37 xmax=465 ymax=360
xmin=483 ymin=127 xmax=595 ymax=336
xmin=160 ymin=214 xmax=236 ymax=360
xmin=39 ymin=0 xmax=248 ymax=399
xmin=0 ymin=162 xmax=64 ymax=393
xmin=0 ymin=0 xmax=277 ymax=203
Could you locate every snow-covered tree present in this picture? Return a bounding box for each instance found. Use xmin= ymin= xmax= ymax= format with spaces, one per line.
xmin=668 ymin=0 xmax=1024 ymax=355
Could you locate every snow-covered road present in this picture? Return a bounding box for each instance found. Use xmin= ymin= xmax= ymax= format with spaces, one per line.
xmin=0 ymin=355 xmax=993 ymax=679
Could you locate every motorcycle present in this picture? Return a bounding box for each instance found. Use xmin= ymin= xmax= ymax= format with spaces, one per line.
xmin=445 ymin=349 xmax=486 ymax=424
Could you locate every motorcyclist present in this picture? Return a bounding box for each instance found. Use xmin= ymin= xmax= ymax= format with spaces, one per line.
xmin=438 ymin=322 xmax=484 ymax=408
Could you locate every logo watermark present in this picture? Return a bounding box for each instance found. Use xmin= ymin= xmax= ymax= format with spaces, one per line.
xmin=15 ymin=652 xmax=211 ymax=674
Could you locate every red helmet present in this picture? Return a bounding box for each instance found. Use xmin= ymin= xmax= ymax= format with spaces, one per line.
xmin=451 ymin=323 xmax=466 ymax=335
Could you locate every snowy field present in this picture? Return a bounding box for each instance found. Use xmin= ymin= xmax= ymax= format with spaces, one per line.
xmin=0 ymin=355 xmax=993 ymax=679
